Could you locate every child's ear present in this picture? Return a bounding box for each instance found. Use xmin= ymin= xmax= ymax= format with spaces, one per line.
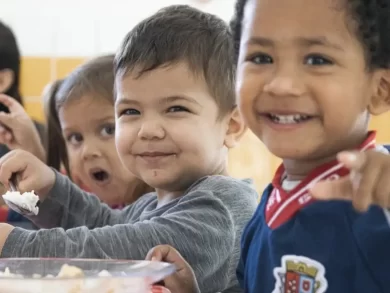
xmin=0 ymin=69 xmax=14 ymax=94
xmin=368 ymin=69 xmax=390 ymax=115
xmin=224 ymin=106 xmax=247 ymax=148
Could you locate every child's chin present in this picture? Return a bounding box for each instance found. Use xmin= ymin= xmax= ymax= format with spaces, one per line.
xmin=268 ymin=144 xmax=316 ymax=161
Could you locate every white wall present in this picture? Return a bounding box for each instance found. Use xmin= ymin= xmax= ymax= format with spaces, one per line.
xmin=0 ymin=0 xmax=236 ymax=57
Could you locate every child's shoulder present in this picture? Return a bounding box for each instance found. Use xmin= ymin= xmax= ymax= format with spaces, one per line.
xmin=185 ymin=175 xmax=259 ymax=204
xmin=189 ymin=175 xmax=255 ymax=191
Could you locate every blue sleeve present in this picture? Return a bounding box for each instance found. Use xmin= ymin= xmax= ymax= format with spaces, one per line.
xmin=7 ymin=209 xmax=31 ymax=222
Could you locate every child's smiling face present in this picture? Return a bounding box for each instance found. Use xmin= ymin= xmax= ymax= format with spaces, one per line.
xmin=237 ymin=0 xmax=388 ymax=167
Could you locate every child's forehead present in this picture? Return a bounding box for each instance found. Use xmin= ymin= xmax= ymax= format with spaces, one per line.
xmin=116 ymin=64 xmax=213 ymax=106
xmin=62 ymin=94 xmax=114 ymax=113
xmin=60 ymin=99 xmax=115 ymax=130
xmin=243 ymin=0 xmax=351 ymax=42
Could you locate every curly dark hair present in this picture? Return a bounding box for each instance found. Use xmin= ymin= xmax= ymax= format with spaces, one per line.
xmin=230 ymin=0 xmax=390 ymax=69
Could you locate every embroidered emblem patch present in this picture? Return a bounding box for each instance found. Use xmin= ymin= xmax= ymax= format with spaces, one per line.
xmin=272 ymin=255 xmax=328 ymax=293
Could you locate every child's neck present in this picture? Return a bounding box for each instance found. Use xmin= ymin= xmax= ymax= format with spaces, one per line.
xmin=282 ymin=154 xmax=338 ymax=181
xmin=282 ymin=133 xmax=369 ymax=181
xmin=155 ymin=165 xmax=229 ymax=208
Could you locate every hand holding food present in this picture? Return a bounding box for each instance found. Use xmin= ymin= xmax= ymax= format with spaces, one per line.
xmin=0 ymin=150 xmax=55 ymax=203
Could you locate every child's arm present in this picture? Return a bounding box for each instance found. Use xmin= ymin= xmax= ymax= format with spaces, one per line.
xmin=146 ymin=245 xmax=200 ymax=293
xmin=310 ymin=149 xmax=390 ymax=212
xmin=28 ymin=171 xmax=141 ymax=229
xmin=0 ymin=190 xmax=237 ymax=293
xmin=0 ymin=148 xmax=256 ymax=293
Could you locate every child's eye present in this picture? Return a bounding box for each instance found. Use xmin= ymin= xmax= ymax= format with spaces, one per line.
xmin=305 ymin=55 xmax=333 ymax=66
xmin=66 ymin=133 xmax=83 ymax=146
xmin=167 ymin=106 xmax=189 ymax=113
xmin=247 ymin=53 xmax=273 ymax=65
xmin=101 ymin=124 xmax=115 ymax=137
xmin=120 ymin=109 xmax=140 ymax=116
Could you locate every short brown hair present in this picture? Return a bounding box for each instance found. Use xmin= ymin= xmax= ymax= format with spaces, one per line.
xmin=56 ymin=54 xmax=115 ymax=110
xmin=114 ymin=5 xmax=236 ymax=115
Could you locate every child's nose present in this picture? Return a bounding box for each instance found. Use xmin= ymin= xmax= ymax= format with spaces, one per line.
xmin=263 ymin=67 xmax=305 ymax=98
xmin=138 ymin=120 xmax=165 ymax=140
xmin=82 ymin=143 xmax=102 ymax=160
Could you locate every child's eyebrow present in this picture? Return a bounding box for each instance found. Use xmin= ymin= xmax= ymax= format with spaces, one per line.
xmin=115 ymin=97 xmax=140 ymax=107
xmin=296 ymin=36 xmax=345 ymax=51
xmin=247 ymin=36 xmax=344 ymax=51
xmin=159 ymin=96 xmax=201 ymax=106
xmin=95 ymin=115 xmax=115 ymax=123
xmin=115 ymin=95 xmax=201 ymax=107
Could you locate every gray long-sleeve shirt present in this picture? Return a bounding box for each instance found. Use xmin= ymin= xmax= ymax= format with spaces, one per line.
xmin=1 ymin=172 xmax=258 ymax=293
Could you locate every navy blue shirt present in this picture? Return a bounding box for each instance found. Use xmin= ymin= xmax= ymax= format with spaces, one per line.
xmin=238 ymin=145 xmax=390 ymax=293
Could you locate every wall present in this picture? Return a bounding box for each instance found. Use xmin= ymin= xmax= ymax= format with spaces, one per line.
xmin=1 ymin=0 xmax=389 ymax=193
xmin=0 ymin=0 xmax=235 ymax=121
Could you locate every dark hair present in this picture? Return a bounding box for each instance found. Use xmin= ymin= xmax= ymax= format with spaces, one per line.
xmin=230 ymin=0 xmax=390 ymax=69
xmin=56 ymin=54 xmax=115 ymax=110
xmin=0 ymin=21 xmax=22 ymax=104
xmin=115 ymin=4 xmax=236 ymax=115
xmin=43 ymin=79 xmax=71 ymax=176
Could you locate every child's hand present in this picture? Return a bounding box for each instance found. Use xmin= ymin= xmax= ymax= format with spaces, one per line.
xmin=146 ymin=245 xmax=200 ymax=293
xmin=0 ymin=223 xmax=14 ymax=255
xmin=310 ymin=150 xmax=390 ymax=212
xmin=0 ymin=150 xmax=55 ymax=200
xmin=0 ymin=95 xmax=46 ymax=162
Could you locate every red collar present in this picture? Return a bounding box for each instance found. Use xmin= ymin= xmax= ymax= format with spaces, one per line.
xmin=265 ymin=131 xmax=376 ymax=229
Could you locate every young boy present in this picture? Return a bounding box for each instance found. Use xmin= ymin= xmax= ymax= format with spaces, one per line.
xmin=147 ymin=0 xmax=390 ymax=292
xmin=0 ymin=5 xmax=258 ymax=293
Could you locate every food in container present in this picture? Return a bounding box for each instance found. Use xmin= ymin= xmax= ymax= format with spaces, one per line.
xmin=0 ymin=258 xmax=175 ymax=293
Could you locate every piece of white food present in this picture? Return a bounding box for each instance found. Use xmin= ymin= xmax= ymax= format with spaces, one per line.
xmin=2 ymin=190 xmax=39 ymax=215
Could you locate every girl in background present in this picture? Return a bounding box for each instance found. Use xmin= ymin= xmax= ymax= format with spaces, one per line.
xmin=54 ymin=54 xmax=152 ymax=206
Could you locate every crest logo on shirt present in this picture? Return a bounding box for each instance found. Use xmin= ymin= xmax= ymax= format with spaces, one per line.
xmin=272 ymin=255 xmax=328 ymax=293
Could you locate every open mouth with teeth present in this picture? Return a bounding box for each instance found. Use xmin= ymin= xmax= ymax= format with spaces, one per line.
xmin=89 ymin=168 xmax=110 ymax=185
xmin=266 ymin=113 xmax=313 ymax=124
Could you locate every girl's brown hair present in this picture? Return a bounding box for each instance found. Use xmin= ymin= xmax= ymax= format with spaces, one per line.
xmin=43 ymin=79 xmax=72 ymax=177
xmin=56 ymin=55 xmax=116 ymax=110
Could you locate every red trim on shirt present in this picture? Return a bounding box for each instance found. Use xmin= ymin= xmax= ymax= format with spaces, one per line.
xmin=265 ymin=131 xmax=377 ymax=229
xmin=0 ymin=206 xmax=8 ymax=222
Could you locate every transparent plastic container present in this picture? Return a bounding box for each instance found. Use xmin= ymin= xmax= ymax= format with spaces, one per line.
xmin=0 ymin=258 xmax=175 ymax=293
